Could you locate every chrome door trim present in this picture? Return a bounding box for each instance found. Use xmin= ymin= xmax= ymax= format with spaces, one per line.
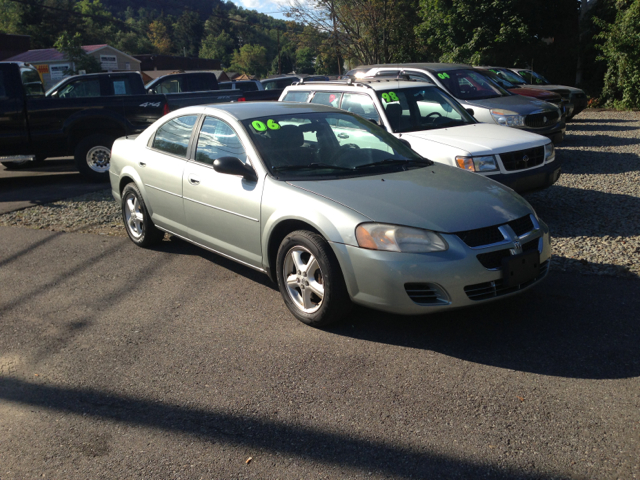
xmin=156 ymin=226 xmax=266 ymax=273
xmin=145 ymin=184 xmax=183 ymax=198
xmin=183 ymin=196 xmax=259 ymax=222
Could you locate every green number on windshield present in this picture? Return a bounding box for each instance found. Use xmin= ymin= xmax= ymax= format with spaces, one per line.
xmin=252 ymin=120 xmax=267 ymax=131
xmin=381 ymin=92 xmax=399 ymax=102
xmin=267 ymin=119 xmax=281 ymax=130
xmin=437 ymin=73 xmax=450 ymax=80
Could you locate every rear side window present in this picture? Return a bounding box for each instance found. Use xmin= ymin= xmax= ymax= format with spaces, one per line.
xmin=311 ymin=92 xmax=342 ymax=107
xmin=235 ymin=82 xmax=258 ymax=92
xmin=341 ymin=93 xmax=379 ymax=122
xmin=152 ymin=115 xmax=199 ymax=158
xmin=154 ymin=78 xmax=182 ymax=94
xmin=283 ymin=91 xmax=310 ymax=102
xmin=189 ymin=74 xmax=216 ymax=92
xmin=20 ymin=68 xmax=45 ymax=97
xmin=111 ymin=77 xmax=134 ymax=95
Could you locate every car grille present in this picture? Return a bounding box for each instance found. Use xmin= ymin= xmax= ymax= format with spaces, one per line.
xmin=404 ymin=283 xmax=448 ymax=305
xmin=525 ymin=111 xmax=559 ymax=128
xmin=475 ymin=238 xmax=540 ymax=269
xmin=464 ymin=260 xmax=550 ymax=301
xmin=499 ymin=146 xmax=545 ymax=171
xmin=454 ymin=215 xmax=535 ymax=248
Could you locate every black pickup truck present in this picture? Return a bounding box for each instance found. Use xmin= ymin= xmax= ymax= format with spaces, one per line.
xmin=0 ymin=63 xmax=246 ymax=180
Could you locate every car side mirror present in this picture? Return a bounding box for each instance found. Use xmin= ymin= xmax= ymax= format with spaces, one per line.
xmin=398 ymin=138 xmax=411 ymax=148
xmin=465 ymin=108 xmax=475 ymax=117
xmin=213 ymin=156 xmax=257 ymax=182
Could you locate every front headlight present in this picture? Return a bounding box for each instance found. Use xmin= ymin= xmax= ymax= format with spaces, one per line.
xmin=490 ymin=109 xmax=525 ymax=127
xmin=544 ymin=142 xmax=556 ymax=163
xmin=455 ymin=155 xmax=498 ymax=172
xmin=355 ymin=223 xmax=448 ymax=253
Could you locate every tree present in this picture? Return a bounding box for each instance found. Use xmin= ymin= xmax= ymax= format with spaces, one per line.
xmin=74 ymin=0 xmax=117 ymax=45
xmin=53 ymin=32 xmax=102 ymax=74
xmin=595 ymin=0 xmax=640 ymax=108
xmin=230 ymin=44 xmax=268 ymax=77
xmin=0 ymin=0 xmax=20 ymax=34
xmin=148 ymin=19 xmax=172 ymax=54
xmin=295 ymin=47 xmax=315 ymax=74
xmin=200 ymin=30 xmax=235 ymax=66
xmin=173 ymin=11 xmax=203 ymax=57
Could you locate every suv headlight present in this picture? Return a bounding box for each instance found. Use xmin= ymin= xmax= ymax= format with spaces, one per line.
xmin=455 ymin=155 xmax=498 ymax=172
xmin=490 ymin=109 xmax=525 ymax=127
xmin=356 ymin=223 xmax=448 ymax=253
xmin=544 ymin=142 xmax=556 ymax=163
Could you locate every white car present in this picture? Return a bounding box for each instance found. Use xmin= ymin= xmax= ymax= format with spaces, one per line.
xmin=280 ymin=79 xmax=560 ymax=192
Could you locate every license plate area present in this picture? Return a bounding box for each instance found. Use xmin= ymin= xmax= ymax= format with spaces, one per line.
xmin=501 ymin=250 xmax=540 ymax=287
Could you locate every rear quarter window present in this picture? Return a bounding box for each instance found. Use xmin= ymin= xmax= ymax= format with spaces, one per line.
xmin=151 ymin=115 xmax=199 ymax=158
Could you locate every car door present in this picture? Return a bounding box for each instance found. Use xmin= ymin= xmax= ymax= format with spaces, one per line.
xmin=182 ymin=115 xmax=264 ymax=268
xmin=0 ymin=64 xmax=30 ymax=155
xmin=141 ymin=114 xmax=199 ymax=235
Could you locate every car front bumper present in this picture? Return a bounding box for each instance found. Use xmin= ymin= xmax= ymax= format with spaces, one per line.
xmin=486 ymin=159 xmax=562 ymax=193
xmin=331 ymin=221 xmax=551 ymax=315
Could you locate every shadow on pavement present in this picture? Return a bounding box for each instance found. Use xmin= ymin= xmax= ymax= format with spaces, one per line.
xmin=328 ymin=271 xmax=640 ymax=380
xmin=0 ymin=376 xmax=567 ymax=480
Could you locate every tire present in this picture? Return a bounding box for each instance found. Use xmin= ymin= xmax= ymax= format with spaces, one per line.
xmin=1 ymin=156 xmax=45 ymax=170
xmin=276 ymin=230 xmax=351 ymax=327
xmin=74 ymin=134 xmax=115 ymax=182
xmin=121 ymin=183 xmax=164 ymax=247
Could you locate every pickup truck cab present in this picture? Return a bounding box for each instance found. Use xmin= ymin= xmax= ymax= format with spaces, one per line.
xmin=0 ymin=62 xmax=244 ymax=180
xmin=46 ymin=71 xmax=146 ymax=98
xmin=280 ymin=79 xmax=561 ymax=192
xmin=346 ymin=63 xmax=565 ymax=145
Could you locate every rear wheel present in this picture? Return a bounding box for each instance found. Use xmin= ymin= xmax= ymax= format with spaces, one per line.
xmin=121 ymin=183 xmax=164 ymax=247
xmin=276 ymin=230 xmax=351 ymax=327
xmin=74 ymin=134 xmax=115 ymax=182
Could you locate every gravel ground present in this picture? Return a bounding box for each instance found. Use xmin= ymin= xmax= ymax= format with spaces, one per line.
xmin=1 ymin=109 xmax=638 ymax=278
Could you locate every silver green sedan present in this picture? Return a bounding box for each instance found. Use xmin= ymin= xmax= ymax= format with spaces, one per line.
xmin=109 ymin=102 xmax=551 ymax=327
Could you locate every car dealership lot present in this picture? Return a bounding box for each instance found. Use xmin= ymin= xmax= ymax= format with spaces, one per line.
xmin=0 ymin=110 xmax=639 ymax=478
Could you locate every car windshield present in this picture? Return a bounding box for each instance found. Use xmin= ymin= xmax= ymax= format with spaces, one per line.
xmin=436 ymin=69 xmax=511 ymax=100
xmin=527 ymin=70 xmax=551 ymax=85
xmin=491 ymin=68 xmax=528 ymax=86
xmin=376 ymin=86 xmax=475 ymax=133
xmin=478 ymin=70 xmax=517 ymax=89
xmin=241 ymin=112 xmax=430 ymax=179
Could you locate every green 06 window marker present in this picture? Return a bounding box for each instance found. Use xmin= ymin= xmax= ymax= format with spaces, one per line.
xmin=252 ymin=120 xmax=267 ymax=131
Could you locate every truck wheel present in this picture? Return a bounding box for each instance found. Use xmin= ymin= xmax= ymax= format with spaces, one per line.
xmin=74 ymin=134 xmax=114 ymax=182
xmin=1 ymin=156 xmax=45 ymax=170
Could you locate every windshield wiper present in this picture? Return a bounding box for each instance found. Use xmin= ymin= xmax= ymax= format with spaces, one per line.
xmin=354 ymin=158 xmax=432 ymax=170
xmin=272 ymin=163 xmax=354 ymax=172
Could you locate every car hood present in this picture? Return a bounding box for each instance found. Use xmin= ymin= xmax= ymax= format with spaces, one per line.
xmin=467 ymin=95 xmax=558 ymax=115
xmin=287 ymin=164 xmax=533 ymax=233
xmin=401 ymin=124 xmax=546 ymax=155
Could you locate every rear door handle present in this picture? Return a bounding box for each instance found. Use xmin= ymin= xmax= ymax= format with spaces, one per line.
xmin=188 ymin=175 xmax=200 ymax=185
xmin=139 ymin=162 xmax=146 ymax=167
xmin=337 ymin=133 xmax=349 ymax=139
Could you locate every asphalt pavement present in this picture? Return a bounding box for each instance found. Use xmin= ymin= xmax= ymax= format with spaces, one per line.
xmin=0 ymin=159 xmax=107 ymax=214
xmin=0 ymin=226 xmax=638 ymax=479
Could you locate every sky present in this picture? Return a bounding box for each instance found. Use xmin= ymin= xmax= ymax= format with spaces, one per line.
xmin=231 ymin=0 xmax=291 ymax=20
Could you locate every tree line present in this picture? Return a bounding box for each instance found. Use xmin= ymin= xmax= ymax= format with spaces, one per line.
xmin=0 ymin=0 xmax=637 ymax=108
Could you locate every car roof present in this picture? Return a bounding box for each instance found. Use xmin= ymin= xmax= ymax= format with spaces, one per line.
xmin=201 ymin=101 xmax=344 ymax=120
xmin=351 ymin=63 xmax=471 ymax=73
xmin=285 ymin=79 xmax=435 ymax=92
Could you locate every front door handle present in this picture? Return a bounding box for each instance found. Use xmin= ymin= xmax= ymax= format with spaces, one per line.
xmin=188 ymin=175 xmax=200 ymax=185
xmin=139 ymin=162 xmax=146 ymax=167
xmin=337 ymin=133 xmax=349 ymax=139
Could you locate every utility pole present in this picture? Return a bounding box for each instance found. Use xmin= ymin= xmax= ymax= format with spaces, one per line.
xmin=330 ymin=0 xmax=341 ymax=76
xmin=277 ymin=29 xmax=282 ymax=75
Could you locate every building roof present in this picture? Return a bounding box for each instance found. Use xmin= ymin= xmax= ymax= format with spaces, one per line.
xmin=6 ymin=44 xmax=141 ymax=64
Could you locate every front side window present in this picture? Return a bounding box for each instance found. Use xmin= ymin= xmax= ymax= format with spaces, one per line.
xmin=341 ymin=93 xmax=380 ymax=123
xmin=152 ymin=115 xmax=199 ymax=157
xmin=437 ymin=70 xmax=509 ymax=100
xmin=58 ymin=79 xmax=101 ymax=98
xmin=283 ymin=91 xmax=311 ymax=103
xmin=195 ymin=117 xmax=247 ymax=165
xmin=241 ymin=112 xmax=427 ymax=179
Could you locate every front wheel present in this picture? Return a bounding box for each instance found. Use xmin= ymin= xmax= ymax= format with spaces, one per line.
xmin=121 ymin=183 xmax=164 ymax=247
xmin=74 ymin=134 xmax=115 ymax=182
xmin=276 ymin=230 xmax=351 ymax=327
